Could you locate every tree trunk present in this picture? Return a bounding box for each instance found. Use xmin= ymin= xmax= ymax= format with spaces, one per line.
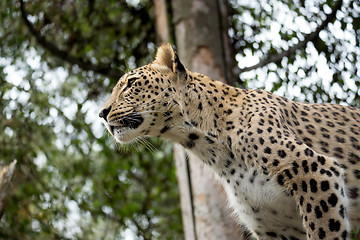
xmin=170 ymin=0 xmax=246 ymax=239
xmin=154 ymin=1 xmax=198 ymax=238
xmin=154 ymin=0 xmax=246 ymax=238
xmin=154 ymin=0 xmax=170 ymax=45
xmin=0 ymin=160 xmax=16 ymax=219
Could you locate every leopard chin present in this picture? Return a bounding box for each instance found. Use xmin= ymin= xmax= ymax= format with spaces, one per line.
xmin=112 ymin=126 xmax=136 ymax=143
xmin=108 ymin=125 xmax=144 ymax=145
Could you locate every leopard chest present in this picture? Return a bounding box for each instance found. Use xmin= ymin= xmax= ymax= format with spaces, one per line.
xmin=183 ymin=132 xmax=306 ymax=238
xmin=219 ymin=166 xmax=306 ymax=239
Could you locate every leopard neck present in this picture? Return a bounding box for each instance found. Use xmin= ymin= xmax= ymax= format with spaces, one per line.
xmin=159 ymin=71 xmax=248 ymax=169
xmin=180 ymin=72 xmax=246 ymax=137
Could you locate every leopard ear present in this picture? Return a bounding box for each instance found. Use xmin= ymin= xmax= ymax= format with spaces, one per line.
xmin=155 ymin=43 xmax=187 ymax=79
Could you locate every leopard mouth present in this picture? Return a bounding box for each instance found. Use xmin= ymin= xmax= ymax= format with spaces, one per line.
xmin=105 ymin=112 xmax=144 ymax=142
xmin=108 ymin=113 xmax=144 ymax=133
xmin=118 ymin=113 xmax=144 ymax=129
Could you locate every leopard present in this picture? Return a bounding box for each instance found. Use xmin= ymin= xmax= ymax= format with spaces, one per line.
xmin=99 ymin=43 xmax=360 ymax=240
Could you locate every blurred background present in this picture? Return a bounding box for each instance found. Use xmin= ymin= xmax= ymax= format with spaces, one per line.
xmin=0 ymin=0 xmax=359 ymax=239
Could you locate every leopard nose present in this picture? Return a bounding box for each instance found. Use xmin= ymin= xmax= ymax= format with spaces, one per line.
xmin=99 ymin=106 xmax=111 ymax=121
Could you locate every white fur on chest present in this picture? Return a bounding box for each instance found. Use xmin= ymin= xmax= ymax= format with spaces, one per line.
xmin=218 ymin=167 xmax=305 ymax=238
xmin=187 ymin=143 xmax=306 ymax=238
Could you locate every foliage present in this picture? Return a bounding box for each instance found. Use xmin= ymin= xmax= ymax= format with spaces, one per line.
xmin=229 ymin=0 xmax=360 ymax=105
xmin=0 ymin=0 xmax=182 ymax=239
xmin=0 ymin=0 xmax=359 ymax=239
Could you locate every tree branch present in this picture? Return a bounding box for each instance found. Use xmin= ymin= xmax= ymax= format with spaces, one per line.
xmin=19 ymin=0 xmax=123 ymax=79
xmin=239 ymin=0 xmax=343 ymax=73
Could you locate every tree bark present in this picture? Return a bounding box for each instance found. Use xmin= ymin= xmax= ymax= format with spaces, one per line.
xmin=154 ymin=1 xmax=197 ymax=238
xmin=0 ymin=160 xmax=17 ymax=219
xmin=154 ymin=0 xmax=170 ymax=44
xmin=155 ymin=0 xmax=246 ymax=238
xmin=171 ymin=0 xmax=246 ymax=239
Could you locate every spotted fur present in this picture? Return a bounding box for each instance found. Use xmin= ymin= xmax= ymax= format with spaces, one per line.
xmin=100 ymin=44 xmax=360 ymax=240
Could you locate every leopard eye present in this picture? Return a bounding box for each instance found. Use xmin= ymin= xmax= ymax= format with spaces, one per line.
xmin=125 ymin=77 xmax=138 ymax=90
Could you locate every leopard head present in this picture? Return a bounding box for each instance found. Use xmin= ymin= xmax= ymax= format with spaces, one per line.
xmin=99 ymin=44 xmax=188 ymax=143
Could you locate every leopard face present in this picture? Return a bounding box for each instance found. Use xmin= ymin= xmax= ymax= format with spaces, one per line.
xmin=99 ymin=44 xmax=187 ymax=143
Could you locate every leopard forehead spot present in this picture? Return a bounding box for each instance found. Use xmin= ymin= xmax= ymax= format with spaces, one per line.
xmin=100 ymin=44 xmax=360 ymax=240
